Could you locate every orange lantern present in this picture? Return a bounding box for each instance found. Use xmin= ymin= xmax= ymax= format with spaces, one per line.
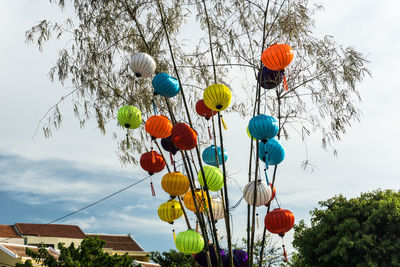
xmin=140 ymin=151 xmax=165 ymax=175
xmin=183 ymin=189 xmax=208 ymax=213
xmin=261 ymin=44 xmax=294 ymax=91
xmin=161 ymin=172 xmax=190 ymax=197
xmin=145 ymin=115 xmax=173 ymax=139
xmin=171 ymin=123 xmax=198 ymax=151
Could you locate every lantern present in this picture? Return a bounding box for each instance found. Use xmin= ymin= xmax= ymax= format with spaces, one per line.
xmin=129 ymin=52 xmax=156 ymax=78
xmin=210 ymin=197 xmax=224 ymax=221
xmin=258 ymin=138 xmax=285 ymax=165
xmin=145 ymin=115 xmax=173 ymax=139
xmin=264 ymin=208 xmax=295 ymax=237
xmin=171 ymin=123 xmax=197 ymax=150
xmin=224 ymin=249 xmax=248 ymax=267
xmin=246 ymin=126 xmax=256 ymax=140
xmin=243 ymin=179 xmax=273 ymax=207
xmin=117 ymin=106 xmax=142 ymax=129
xmin=161 ymin=172 xmax=190 ymax=197
xmin=157 ymin=199 xmax=183 ymax=224
xmin=261 ymin=44 xmax=294 ymax=71
xmin=175 ymin=229 xmax=204 ymax=255
xmin=161 ymin=136 xmax=179 ymax=155
xmin=195 ymin=244 xmax=226 ymax=267
xmin=183 ymin=189 xmax=208 ymax=213
xmin=140 ymin=151 xmax=165 ymax=175
xmin=195 ymin=99 xmax=217 ymax=120
xmin=202 ymin=145 xmax=227 ymax=167
xmin=248 ymin=114 xmax=279 ymax=143
xmin=258 ymin=66 xmax=282 ymax=89
xmin=152 ymin=73 xmax=180 ymax=98
xmin=197 ymin=165 xmax=224 ymax=192
xmin=203 ymin=84 xmax=232 ymax=111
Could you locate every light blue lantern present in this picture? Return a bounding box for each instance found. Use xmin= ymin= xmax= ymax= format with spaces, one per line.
xmin=152 ymin=73 xmax=180 ymax=98
xmin=248 ymin=114 xmax=279 ymax=143
xmin=202 ymin=145 xmax=227 ymax=166
xmin=258 ymin=138 xmax=285 ymax=165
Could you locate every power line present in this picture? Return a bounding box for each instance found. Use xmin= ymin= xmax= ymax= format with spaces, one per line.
xmin=0 ymin=175 xmax=151 ymax=243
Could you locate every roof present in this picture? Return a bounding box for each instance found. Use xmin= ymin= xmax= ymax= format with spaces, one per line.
xmin=0 ymin=225 xmax=22 ymax=238
xmin=86 ymin=233 xmax=145 ymax=252
xmin=15 ymin=223 xmax=86 ymax=239
xmin=0 ymin=243 xmax=59 ymax=259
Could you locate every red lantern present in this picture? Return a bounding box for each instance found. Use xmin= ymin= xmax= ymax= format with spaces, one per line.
xmin=171 ymin=123 xmax=198 ymax=150
xmin=264 ymin=208 xmax=294 ymax=237
xmin=265 ymin=184 xmax=276 ymax=207
xmin=145 ymin=115 xmax=173 ymax=139
xmin=261 ymin=44 xmax=294 ymax=91
xmin=140 ymin=151 xmax=165 ymax=175
xmin=195 ymin=99 xmax=217 ymax=120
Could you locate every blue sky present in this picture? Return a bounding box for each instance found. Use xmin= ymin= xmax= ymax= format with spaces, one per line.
xmin=1 ymin=0 xmax=400 ymax=254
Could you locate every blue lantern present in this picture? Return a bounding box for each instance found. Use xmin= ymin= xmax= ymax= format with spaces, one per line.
xmin=152 ymin=73 xmax=180 ymax=98
xmin=258 ymin=138 xmax=285 ymax=165
xmin=248 ymin=114 xmax=279 ymax=143
xmin=202 ymin=145 xmax=227 ymax=166
xmin=258 ymin=66 xmax=282 ymax=89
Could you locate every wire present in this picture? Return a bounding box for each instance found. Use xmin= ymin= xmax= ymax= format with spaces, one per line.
xmin=0 ymin=175 xmax=151 ymax=243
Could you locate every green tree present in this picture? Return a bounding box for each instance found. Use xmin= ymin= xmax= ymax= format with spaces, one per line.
xmin=16 ymin=236 xmax=135 ymax=267
xmin=150 ymin=249 xmax=198 ymax=267
xmin=291 ymin=189 xmax=400 ymax=267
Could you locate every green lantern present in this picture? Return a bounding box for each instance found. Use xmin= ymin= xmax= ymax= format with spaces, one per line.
xmin=175 ymin=229 xmax=204 ymax=254
xmin=198 ymin=165 xmax=224 ymax=191
xmin=117 ymin=105 xmax=142 ymax=129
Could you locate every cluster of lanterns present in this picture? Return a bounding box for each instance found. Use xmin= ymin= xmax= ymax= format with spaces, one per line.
xmin=116 ymin=42 xmax=296 ymax=262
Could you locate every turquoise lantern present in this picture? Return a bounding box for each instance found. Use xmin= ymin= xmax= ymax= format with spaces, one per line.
xmin=202 ymin=145 xmax=227 ymax=166
xmin=258 ymin=138 xmax=285 ymax=166
xmin=152 ymin=73 xmax=180 ymax=98
xmin=248 ymin=114 xmax=279 ymax=143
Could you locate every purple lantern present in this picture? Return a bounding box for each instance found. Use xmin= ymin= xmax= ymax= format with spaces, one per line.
xmin=224 ymin=249 xmax=248 ymax=267
xmin=257 ymin=66 xmax=283 ymax=89
xmin=195 ymin=244 xmax=226 ymax=267
xmin=161 ymin=136 xmax=179 ymax=155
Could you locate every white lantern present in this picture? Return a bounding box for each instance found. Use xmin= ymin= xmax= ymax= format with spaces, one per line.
xmin=243 ymin=179 xmax=272 ymax=207
xmin=210 ymin=197 xmax=224 ymax=221
xmin=129 ymin=53 xmax=156 ymax=78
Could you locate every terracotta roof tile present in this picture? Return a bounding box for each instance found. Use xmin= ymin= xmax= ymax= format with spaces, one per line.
xmin=0 ymin=225 xmax=21 ymax=238
xmin=86 ymin=234 xmax=145 ymax=252
xmin=1 ymin=244 xmax=59 ymax=259
xmin=15 ymin=223 xmax=85 ymax=239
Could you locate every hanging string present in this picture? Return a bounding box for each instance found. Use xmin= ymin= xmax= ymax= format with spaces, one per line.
xmin=150 ymin=176 xmax=156 ymax=197
xmin=173 ymin=229 xmax=176 ymax=242
xmin=126 ymin=130 xmax=130 ymax=149
xmin=256 ymin=213 xmax=260 ymax=229
xmin=220 ymin=115 xmax=228 ymax=130
xmin=152 ymin=97 xmax=158 ymax=115
xmin=281 ymin=237 xmax=288 ymax=262
xmin=170 ymin=152 xmax=176 ymax=171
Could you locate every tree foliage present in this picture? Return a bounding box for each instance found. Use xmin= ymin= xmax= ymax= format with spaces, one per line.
xmin=26 ymin=0 xmax=369 ymax=165
xmin=291 ymin=189 xmax=400 ymax=267
xmin=16 ymin=236 xmax=134 ymax=267
xmin=150 ymin=249 xmax=198 ymax=267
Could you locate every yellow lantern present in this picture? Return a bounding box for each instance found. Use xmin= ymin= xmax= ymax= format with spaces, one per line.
xmin=203 ymin=84 xmax=232 ymax=111
xmin=183 ymin=189 xmax=209 ymax=213
xmin=161 ymin=172 xmax=190 ymax=197
xmin=157 ymin=199 xmax=183 ymax=224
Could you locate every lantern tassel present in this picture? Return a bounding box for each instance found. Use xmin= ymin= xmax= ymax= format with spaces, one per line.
xmin=173 ymin=230 xmax=176 ymax=242
xmin=256 ymin=213 xmax=260 ymax=229
xmin=150 ymin=177 xmax=156 ymax=197
xmin=126 ymin=133 xmax=130 ymax=149
xmin=151 ymin=147 xmax=156 ymax=164
xmin=282 ymin=238 xmax=288 ymax=262
xmin=152 ymin=98 xmax=158 ymax=115
xmin=208 ymin=125 xmax=213 ymax=140
xmin=264 ymin=168 xmax=270 ymax=186
xmin=196 ymin=221 xmax=199 ymax=232
xmin=221 ymin=116 xmax=228 ymax=130
xmin=283 ymin=75 xmax=288 ymax=91
xmin=170 ymin=152 xmax=176 ymax=171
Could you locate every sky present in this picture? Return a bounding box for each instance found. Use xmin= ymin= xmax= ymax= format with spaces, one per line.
xmin=0 ymin=0 xmax=400 ymax=256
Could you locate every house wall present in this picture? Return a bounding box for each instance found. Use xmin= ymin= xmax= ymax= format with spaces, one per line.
xmin=25 ymin=236 xmax=83 ymax=248
xmin=0 ymin=249 xmax=19 ymax=267
xmin=0 ymin=238 xmax=24 ymax=245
